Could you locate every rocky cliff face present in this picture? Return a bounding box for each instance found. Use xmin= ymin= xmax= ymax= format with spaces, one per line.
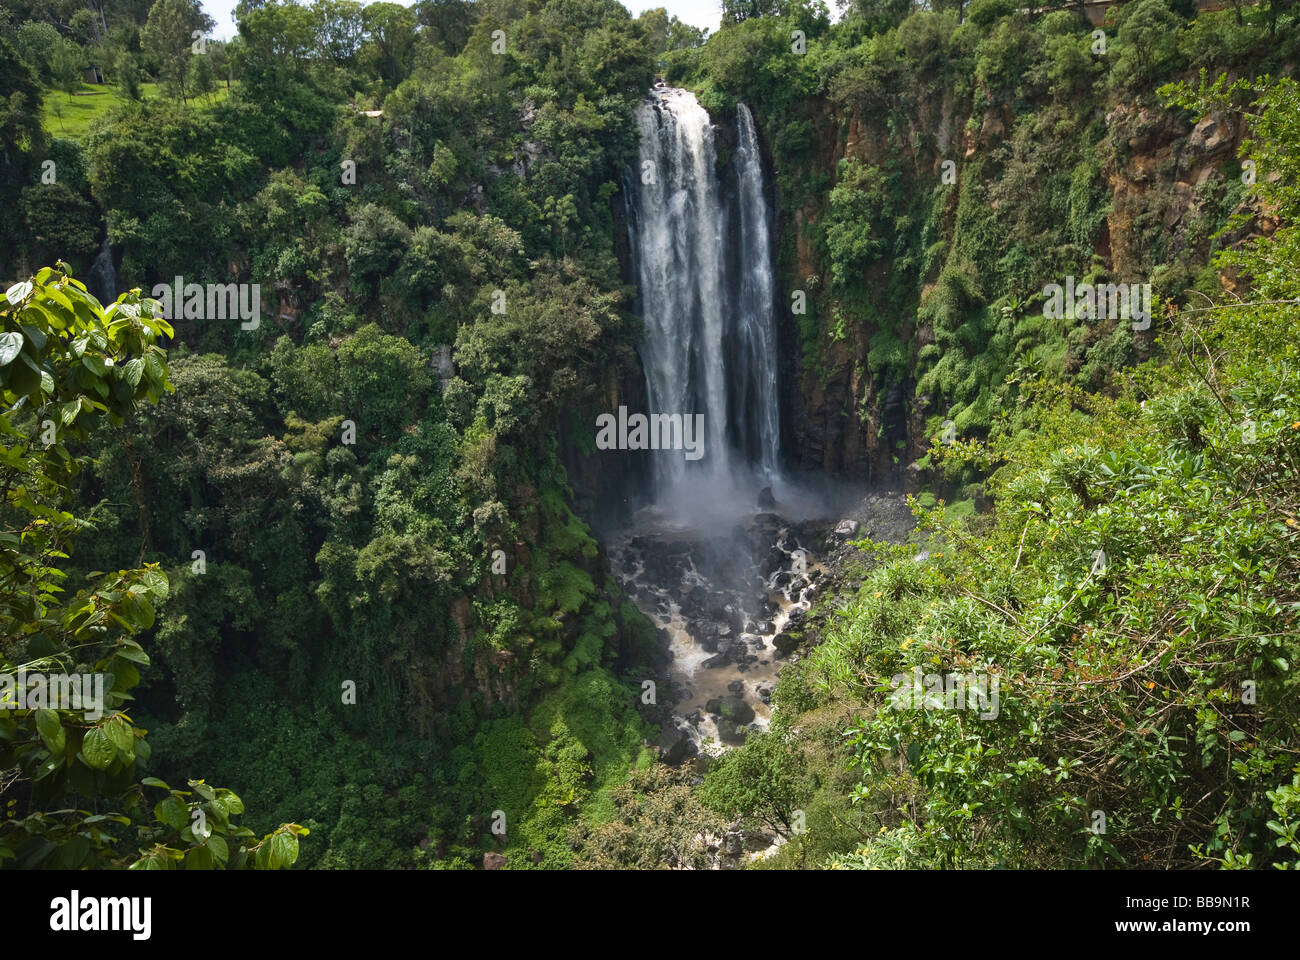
xmin=762 ymin=91 xmax=1254 ymax=486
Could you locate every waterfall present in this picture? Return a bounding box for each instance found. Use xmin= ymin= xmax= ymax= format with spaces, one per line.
xmin=89 ymin=236 xmax=116 ymax=305
xmin=733 ymin=104 xmax=781 ymax=478
xmin=613 ymin=90 xmax=844 ymax=773
xmin=628 ymin=88 xmax=781 ymax=513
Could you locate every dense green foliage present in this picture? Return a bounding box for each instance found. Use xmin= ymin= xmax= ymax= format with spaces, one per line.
xmin=0 ymin=267 xmax=305 ymax=868
xmin=655 ymin=2 xmax=1300 ymax=870
xmin=3 ymin=0 xmax=682 ymax=869
xmin=3 ymin=0 xmax=1298 ymax=870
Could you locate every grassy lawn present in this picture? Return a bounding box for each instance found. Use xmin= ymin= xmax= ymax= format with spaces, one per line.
xmin=42 ymin=81 xmax=232 ymax=139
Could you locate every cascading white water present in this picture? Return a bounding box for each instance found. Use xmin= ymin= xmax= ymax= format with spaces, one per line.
xmin=89 ymin=237 xmax=117 ymax=305
xmin=733 ymin=104 xmax=781 ymax=478
xmin=628 ymin=89 xmax=781 ymax=511
xmin=615 ymin=89 xmax=842 ymax=778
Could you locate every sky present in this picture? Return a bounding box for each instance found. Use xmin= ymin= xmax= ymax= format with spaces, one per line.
xmin=201 ymin=0 xmax=727 ymax=42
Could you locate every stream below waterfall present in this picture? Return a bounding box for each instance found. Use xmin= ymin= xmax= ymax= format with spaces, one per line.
xmin=610 ymin=500 xmax=828 ymax=758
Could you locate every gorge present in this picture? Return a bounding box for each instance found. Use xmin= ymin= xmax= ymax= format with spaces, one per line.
xmin=611 ymin=87 xmax=864 ymax=766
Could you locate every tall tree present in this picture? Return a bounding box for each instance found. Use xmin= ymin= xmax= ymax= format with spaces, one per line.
xmin=0 ymin=37 xmax=47 ymax=231
xmin=360 ymin=2 xmax=417 ymax=88
xmin=140 ymin=0 xmax=213 ymax=102
xmin=49 ymin=39 xmax=84 ymax=101
xmin=414 ymin=0 xmax=475 ymax=56
xmin=231 ymin=0 xmax=316 ymax=99
xmin=313 ymin=0 xmax=365 ymax=64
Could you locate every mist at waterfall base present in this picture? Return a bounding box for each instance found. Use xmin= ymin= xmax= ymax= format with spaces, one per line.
xmin=605 ymin=88 xmax=863 ymax=765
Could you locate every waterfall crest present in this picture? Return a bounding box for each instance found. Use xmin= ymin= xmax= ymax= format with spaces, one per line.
xmin=628 ymin=89 xmax=781 ymax=518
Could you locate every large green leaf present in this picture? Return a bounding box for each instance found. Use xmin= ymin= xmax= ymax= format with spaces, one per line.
xmin=81 ymin=726 xmax=116 ymax=770
xmin=184 ymin=844 xmax=214 ymax=870
xmin=18 ymin=322 xmax=46 ymax=352
xmin=122 ymin=357 xmax=144 ymax=388
xmin=155 ymin=796 xmax=190 ymax=831
xmin=115 ymin=639 xmax=151 ymax=665
xmin=104 ymin=715 xmax=134 ymax=756
xmin=271 ymin=829 xmax=299 ymax=868
xmin=0 ymin=332 xmax=23 ymax=367
xmin=35 ymin=709 xmax=65 ymax=755
xmin=141 ymin=568 xmax=169 ymax=598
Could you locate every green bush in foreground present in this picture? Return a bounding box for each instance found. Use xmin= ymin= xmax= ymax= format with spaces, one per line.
xmin=0 ymin=267 xmax=305 ymax=868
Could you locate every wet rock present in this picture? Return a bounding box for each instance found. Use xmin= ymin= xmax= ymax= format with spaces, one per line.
xmin=757 ymin=486 xmax=776 ymax=509
xmin=679 ymin=593 xmax=706 ymax=619
xmin=834 ymin=519 xmax=859 ymax=537
xmin=705 ymin=695 xmax=755 ymax=726
xmin=714 ymin=718 xmax=749 ymax=745
xmin=727 ymin=680 xmax=744 ymax=695
xmin=773 ymin=629 xmax=801 ymax=657
xmin=696 ymin=621 xmax=720 ymax=651
xmin=657 ymin=718 xmax=696 ymax=765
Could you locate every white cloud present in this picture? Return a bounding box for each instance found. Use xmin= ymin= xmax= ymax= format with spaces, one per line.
xmin=200 ymin=1 xmax=724 ymax=43
xmin=624 ymin=1 xmax=724 ymax=33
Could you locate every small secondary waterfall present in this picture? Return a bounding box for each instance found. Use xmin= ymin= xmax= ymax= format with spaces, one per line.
xmin=89 ymin=236 xmax=116 ymax=305
xmin=628 ymin=89 xmax=780 ymax=506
